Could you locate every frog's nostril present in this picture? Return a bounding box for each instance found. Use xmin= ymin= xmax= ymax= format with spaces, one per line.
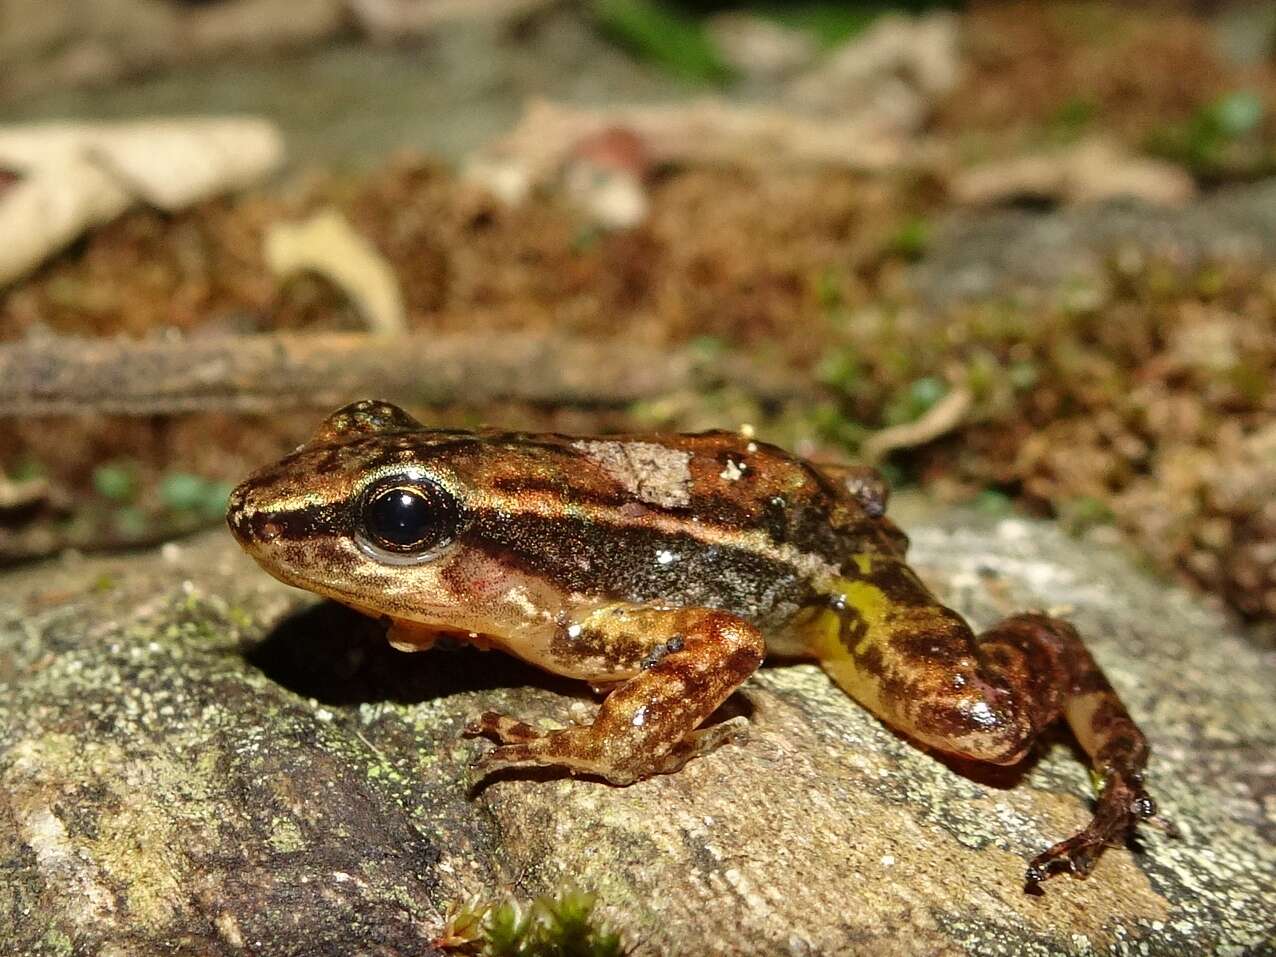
xmin=227 ymin=508 xmax=251 ymax=542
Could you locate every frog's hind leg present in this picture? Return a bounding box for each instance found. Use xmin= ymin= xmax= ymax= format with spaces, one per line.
xmin=803 ymin=560 xmax=1156 ymax=884
xmin=974 ymin=614 xmax=1157 ymax=883
xmin=465 ymin=610 xmax=763 ymax=786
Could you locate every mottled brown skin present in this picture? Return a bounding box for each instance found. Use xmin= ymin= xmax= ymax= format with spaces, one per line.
xmin=228 ymin=400 xmax=1157 ymax=886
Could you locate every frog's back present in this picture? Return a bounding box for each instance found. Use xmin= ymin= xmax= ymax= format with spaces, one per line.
xmin=451 ymin=429 xmax=894 ymax=627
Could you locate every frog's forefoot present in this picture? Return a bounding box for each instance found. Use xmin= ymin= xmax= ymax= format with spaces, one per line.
xmin=463 ymin=711 xmax=571 ymax=784
xmin=465 ymin=711 xmax=542 ymax=745
xmin=463 ymin=709 xmax=751 ymax=787
xmin=464 ymin=609 xmax=763 ymax=789
xmin=1025 ymin=768 xmax=1159 ymax=886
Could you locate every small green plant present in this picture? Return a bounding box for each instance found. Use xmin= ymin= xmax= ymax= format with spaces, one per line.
xmin=93 ymin=461 xmax=139 ymax=503
xmin=973 ymin=488 xmax=1014 ymax=516
xmin=883 ymin=376 xmax=947 ymax=427
xmin=1147 ymin=89 xmax=1268 ymax=178
xmin=111 ymin=505 xmax=150 ymax=540
xmin=752 ymin=3 xmax=882 ymax=49
xmin=1045 ymin=97 xmax=1097 ymax=143
xmin=886 ymin=216 xmax=931 ymax=261
xmin=590 ymin=0 xmax=733 ymax=84
xmin=1058 ymin=495 xmax=1115 ymax=534
xmin=814 ymin=345 xmax=865 ymax=395
xmin=807 ymin=401 xmax=872 ymax=453
xmin=435 ymin=888 xmax=626 ymax=957
xmin=160 ymin=473 xmax=235 ymax=521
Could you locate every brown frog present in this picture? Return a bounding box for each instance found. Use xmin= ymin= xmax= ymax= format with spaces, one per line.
xmin=227 ymin=400 xmax=1158 ymax=885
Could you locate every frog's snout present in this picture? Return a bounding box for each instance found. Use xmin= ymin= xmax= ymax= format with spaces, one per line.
xmin=226 ymin=480 xmax=283 ymax=548
xmin=225 ymin=481 xmax=254 ymax=544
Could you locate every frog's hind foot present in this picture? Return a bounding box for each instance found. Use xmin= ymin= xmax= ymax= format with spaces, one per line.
xmin=1025 ymin=768 xmax=1158 ymax=886
xmin=650 ymin=715 xmax=750 ymax=775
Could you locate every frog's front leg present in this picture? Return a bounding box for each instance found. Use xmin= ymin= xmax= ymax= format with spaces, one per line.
xmin=802 ymin=557 xmax=1157 ymax=884
xmin=464 ymin=609 xmax=763 ymax=785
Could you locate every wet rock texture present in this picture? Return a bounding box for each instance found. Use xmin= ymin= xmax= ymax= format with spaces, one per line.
xmin=1 ymin=514 xmax=1273 ymax=955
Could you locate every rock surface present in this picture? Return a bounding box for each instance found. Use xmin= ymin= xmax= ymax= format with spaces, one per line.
xmin=910 ymin=179 xmax=1276 ymax=308
xmin=1 ymin=510 xmax=1274 ymax=955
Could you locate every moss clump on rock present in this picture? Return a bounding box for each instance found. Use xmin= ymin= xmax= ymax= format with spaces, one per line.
xmin=436 ymin=888 xmax=625 ymax=957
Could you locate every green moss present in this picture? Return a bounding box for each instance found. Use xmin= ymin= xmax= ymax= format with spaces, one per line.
xmin=973 ymin=489 xmax=1014 ymax=516
xmin=570 ymin=225 xmax=603 ymax=254
xmin=813 ymin=267 xmax=845 ymax=311
xmin=38 ymin=927 xmax=74 ymax=957
xmin=751 ymin=2 xmax=955 ymax=49
xmin=9 ymin=457 xmax=46 ymax=482
xmin=268 ymin=816 xmax=306 ymax=853
xmin=437 ymin=888 xmax=626 ymax=956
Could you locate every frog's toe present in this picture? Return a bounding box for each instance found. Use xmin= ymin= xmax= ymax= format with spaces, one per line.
xmin=468 ymin=735 xmax=603 ymax=787
xmin=463 ymin=711 xmax=541 ymax=744
xmin=651 ymin=716 xmax=750 ymax=775
xmin=467 ymin=742 xmax=537 ymax=785
xmin=1026 ymin=771 xmax=1158 ymax=886
xmin=467 ymin=724 xmax=649 ymax=786
xmin=1025 ymin=831 xmax=1107 ymax=885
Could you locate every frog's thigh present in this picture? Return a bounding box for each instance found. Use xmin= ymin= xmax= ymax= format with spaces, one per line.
xmin=804 ymin=562 xmax=1154 ymax=881
xmin=466 ymin=609 xmax=764 ymax=785
xmin=810 ymin=585 xmax=1146 ymax=775
xmin=807 ymin=566 xmax=1069 ymax=762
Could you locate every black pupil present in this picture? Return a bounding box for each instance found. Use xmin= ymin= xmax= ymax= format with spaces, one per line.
xmin=364 ymin=486 xmax=435 ymax=550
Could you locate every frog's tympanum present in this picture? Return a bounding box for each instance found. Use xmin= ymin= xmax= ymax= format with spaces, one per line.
xmin=229 ymin=400 xmax=1158 ymax=885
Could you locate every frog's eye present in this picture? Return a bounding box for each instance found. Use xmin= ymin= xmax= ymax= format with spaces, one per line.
xmin=357 ymin=477 xmax=462 ymax=561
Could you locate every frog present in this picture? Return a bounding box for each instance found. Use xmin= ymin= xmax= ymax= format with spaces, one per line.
xmin=227 ymin=399 xmax=1158 ymax=885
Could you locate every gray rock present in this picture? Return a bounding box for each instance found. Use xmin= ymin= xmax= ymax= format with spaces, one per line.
xmin=1 ymin=512 xmax=1273 ymax=955
xmin=909 ymin=179 xmax=1276 ymax=309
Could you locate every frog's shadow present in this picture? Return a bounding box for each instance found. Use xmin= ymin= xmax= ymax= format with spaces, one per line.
xmin=245 ymin=600 xmax=582 ymax=706
xmin=247 ymin=600 xmax=755 ymax=724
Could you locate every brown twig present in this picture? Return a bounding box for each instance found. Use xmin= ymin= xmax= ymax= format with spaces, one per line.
xmin=0 ymin=332 xmax=813 ymax=417
xmin=860 ymin=385 xmax=973 ymax=463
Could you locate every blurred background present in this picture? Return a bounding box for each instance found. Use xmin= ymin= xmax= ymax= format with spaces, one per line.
xmin=2 ymin=0 xmax=1275 ymax=639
